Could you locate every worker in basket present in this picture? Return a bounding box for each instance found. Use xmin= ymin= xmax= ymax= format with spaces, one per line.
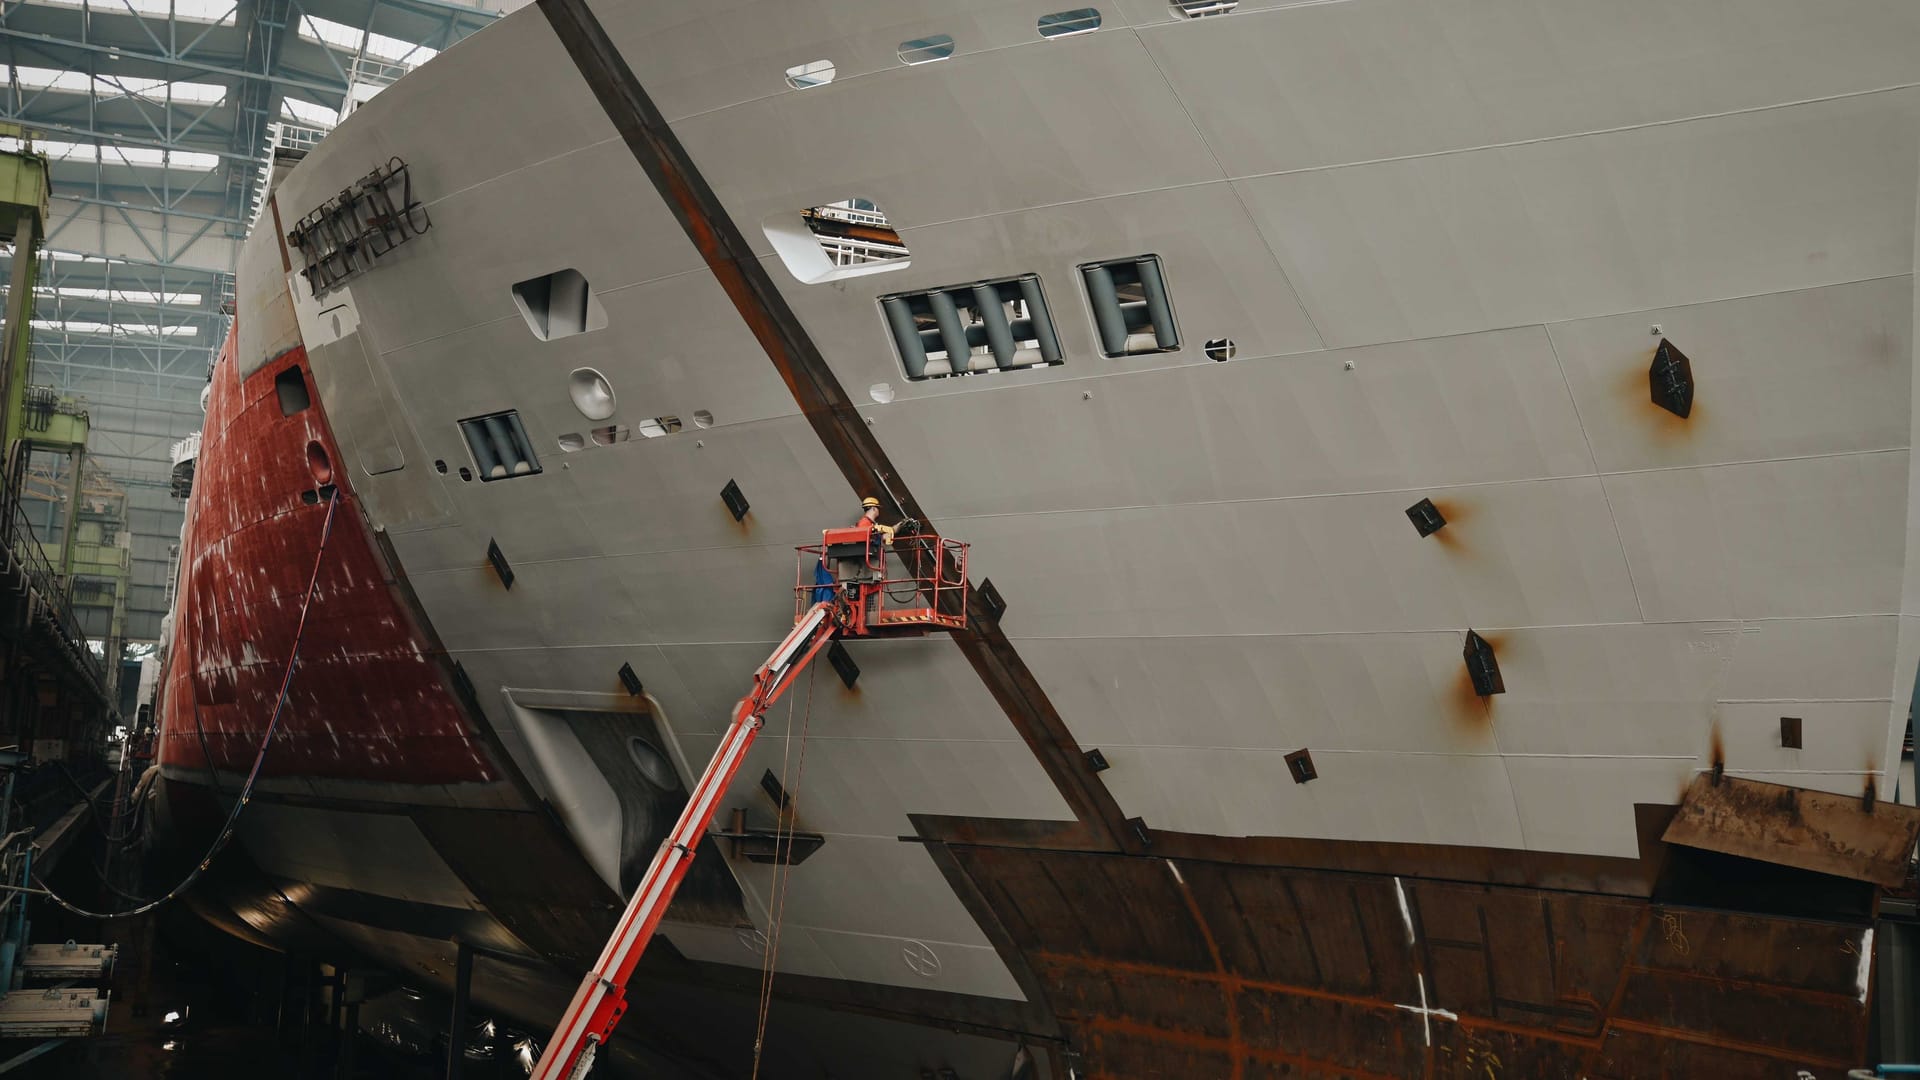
xmin=820 ymin=495 xmax=887 ymax=610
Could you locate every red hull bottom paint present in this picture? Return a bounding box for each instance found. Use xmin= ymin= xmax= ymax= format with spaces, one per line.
xmin=160 ymin=334 xmax=494 ymax=787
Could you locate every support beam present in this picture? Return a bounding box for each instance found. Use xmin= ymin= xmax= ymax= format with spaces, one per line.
xmin=447 ymin=942 xmax=471 ymax=1080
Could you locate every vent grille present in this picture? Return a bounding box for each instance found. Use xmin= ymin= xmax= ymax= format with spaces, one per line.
xmin=881 ymin=274 xmax=1063 ymax=381
xmin=1081 ymin=255 xmax=1178 ymax=356
xmin=459 ymin=410 xmax=541 ymax=481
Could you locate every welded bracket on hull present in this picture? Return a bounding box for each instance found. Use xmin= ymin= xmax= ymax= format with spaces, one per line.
xmin=286 ymin=157 xmax=430 ymax=297
xmin=1663 ymin=774 xmax=1920 ymax=887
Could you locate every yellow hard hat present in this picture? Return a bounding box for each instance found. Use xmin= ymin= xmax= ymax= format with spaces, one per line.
xmin=861 ymin=496 xmax=881 ymax=508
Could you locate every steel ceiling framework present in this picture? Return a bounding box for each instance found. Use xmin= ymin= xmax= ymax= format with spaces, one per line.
xmin=0 ymin=0 xmax=499 ymax=392
xmin=0 ymin=0 xmax=500 ymax=646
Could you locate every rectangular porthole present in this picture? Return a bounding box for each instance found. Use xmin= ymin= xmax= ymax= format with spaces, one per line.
xmin=459 ymin=410 xmax=542 ymax=481
xmin=275 ymin=366 xmax=311 ymax=415
xmin=880 ymin=275 xmax=1063 ymax=381
xmin=766 ymin=199 xmax=909 ymax=284
xmin=511 ymin=268 xmax=606 ymax=342
xmin=1080 ymin=255 xmax=1179 ymax=357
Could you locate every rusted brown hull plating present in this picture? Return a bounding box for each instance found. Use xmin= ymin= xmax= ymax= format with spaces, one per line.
xmin=942 ymin=843 xmax=1878 ymax=1079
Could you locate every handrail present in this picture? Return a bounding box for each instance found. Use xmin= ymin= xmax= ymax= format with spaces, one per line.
xmin=1 ymin=484 xmax=105 ymax=685
xmin=794 ymin=532 xmax=968 ymax=629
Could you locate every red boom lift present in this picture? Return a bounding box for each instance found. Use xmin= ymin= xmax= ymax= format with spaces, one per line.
xmin=530 ymin=524 xmax=969 ymax=1079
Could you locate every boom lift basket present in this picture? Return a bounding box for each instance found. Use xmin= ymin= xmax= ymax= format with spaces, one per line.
xmin=795 ymin=530 xmax=968 ymax=636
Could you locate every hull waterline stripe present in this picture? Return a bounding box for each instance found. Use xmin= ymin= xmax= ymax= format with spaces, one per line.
xmin=535 ymin=0 xmax=1127 ymax=850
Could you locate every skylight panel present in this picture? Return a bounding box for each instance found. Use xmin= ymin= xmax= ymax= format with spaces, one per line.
xmin=298 ymin=14 xmax=365 ymax=50
xmin=281 ymin=98 xmax=339 ymax=127
xmin=2 ymin=66 xmax=226 ymax=106
xmin=0 ymin=136 xmax=217 ymax=171
xmin=32 ymin=286 xmax=205 ymax=306
xmin=364 ymin=30 xmax=437 ymax=65
xmin=299 ymin=15 xmax=437 ymax=69
xmin=29 ymin=0 xmax=236 ymax=25
xmin=32 ymin=319 xmax=199 ymax=338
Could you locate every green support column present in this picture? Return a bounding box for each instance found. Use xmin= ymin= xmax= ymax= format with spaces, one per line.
xmin=0 ymin=138 xmax=50 ymax=456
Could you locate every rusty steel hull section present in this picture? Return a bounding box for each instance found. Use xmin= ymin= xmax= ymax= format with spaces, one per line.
xmin=941 ymin=843 xmax=1876 ymax=1079
xmin=1664 ymin=774 xmax=1920 ymax=888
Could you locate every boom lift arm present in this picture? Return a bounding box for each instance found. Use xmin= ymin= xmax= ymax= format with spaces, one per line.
xmin=532 ymin=528 xmax=969 ymax=1078
xmin=530 ymin=601 xmax=843 ymax=1080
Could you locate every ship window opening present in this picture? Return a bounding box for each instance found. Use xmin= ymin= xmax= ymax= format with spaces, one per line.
xmin=637 ymin=416 xmax=681 ymax=439
xmin=1173 ymin=0 xmax=1238 ymax=16
xmin=1780 ymin=716 xmax=1803 ymax=749
xmin=898 ymin=35 xmax=955 ymax=65
xmin=1205 ymin=338 xmax=1236 ymax=362
xmin=693 ymin=410 xmax=714 ymax=429
xmin=511 ymin=268 xmax=606 ymax=342
xmin=765 ymin=198 xmax=910 ymax=284
xmin=881 ymin=274 xmax=1063 ymax=381
xmin=1284 ymin=748 xmax=1316 ymax=784
xmin=275 ymin=366 xmax=310 ymax=415
xmin=785 ymin=59 xmax=836 ymax=89
xmin=458 ymin=410 xmax=542 ymax=481
xmin=305 ymin=440 xmax=332 ymax=484
xmin=557 ymin=433 xmax=586 ymax=452
xmin=434 ymin=459 xmax=448 ymax=474
xmin=591 ymin=425 xmax=630 ymax=446
xmin=300 ymin=489 xmax=320 ymax=505
xmin=1039 ymin=8 xmax=1102 ymax=37
xmin=869 ymin=383 xmax=894 ymax=404
xmin=568 ymin=367 xmax=616 ymax=420
xmin=458 ymin=466 xmax=473 ymax=481
xmin=1081 ymin=255 xmax=1179 ymax=357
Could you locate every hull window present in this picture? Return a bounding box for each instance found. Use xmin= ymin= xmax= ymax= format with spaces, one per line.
xmin=511 ymin=268 xmax=606 ymax=342
xmin=898 ymin=35 xmax=955 ymax=65
xmin=636 ymin=416 xmax=681 ymax=439
xmin=1173 ymin=0 xmax=1238 ymax=16
xmin=1080 ymin=255 xmax=1180 ymax=357
xmin=785 ymin=59 xmax=836 ymax=89
xmin=766 ymin=198 xmax=909 ymax=284
xmin=1039 ymin=8 xmax=1102 ymax=38
xmin=880 ymin=274 xmax=1064 ymax=381
xmin=275 ymin=366 xmax=311 ymax=415
xmin=458 ymin=410 xmax=541 ymax=481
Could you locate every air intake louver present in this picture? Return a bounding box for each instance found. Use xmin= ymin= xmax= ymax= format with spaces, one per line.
xmin=1081 ymin=255 xmax=1178 ymax=357
xmin=460 ymin=410 xmax=541 ymax=481
xmin=881 ymin=274 xmax=1063 ymax=380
